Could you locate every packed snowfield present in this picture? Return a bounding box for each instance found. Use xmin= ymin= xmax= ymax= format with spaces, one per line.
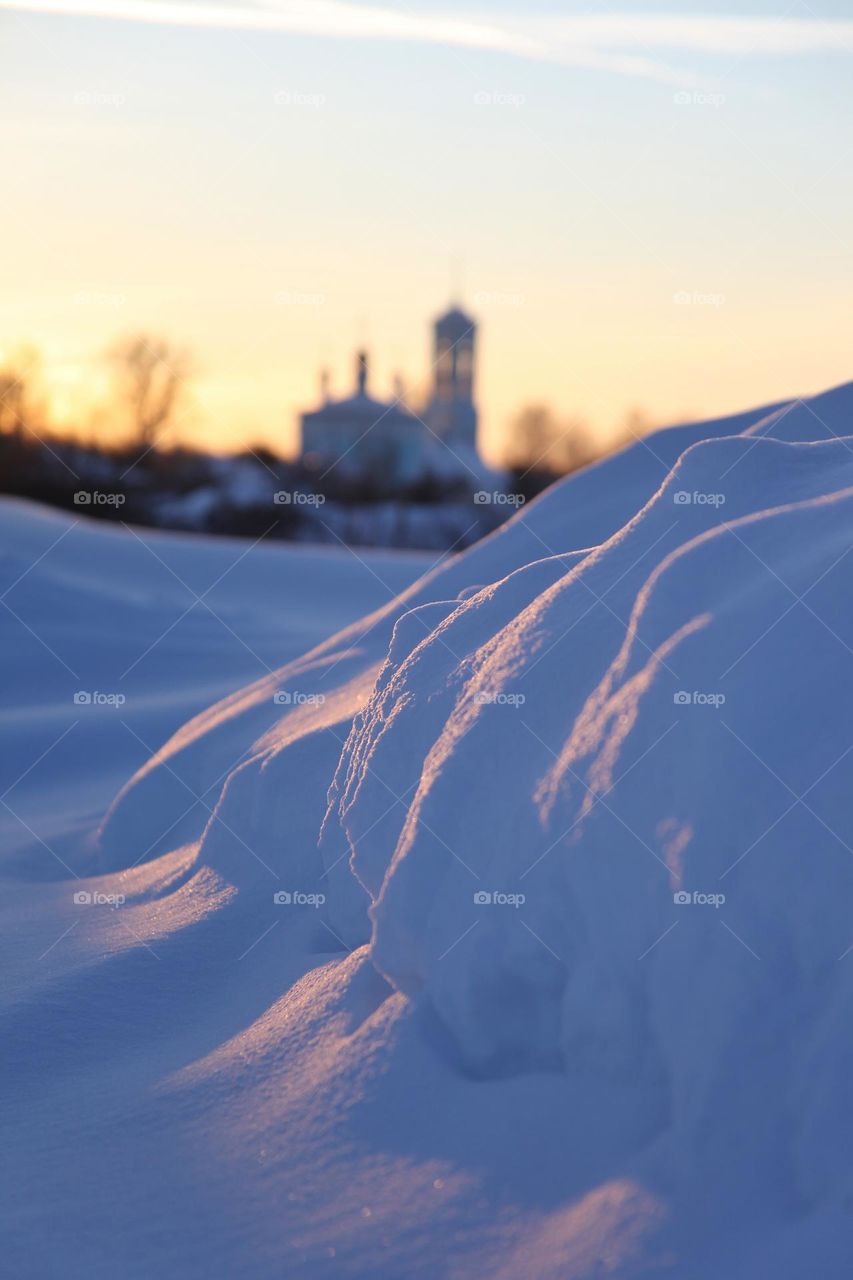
xmin=4 ymin=383 xmax=853 ymax=1277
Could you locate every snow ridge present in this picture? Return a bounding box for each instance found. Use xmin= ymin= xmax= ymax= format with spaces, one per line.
xmin=9 ymin=384 xmax=853 ymax=1277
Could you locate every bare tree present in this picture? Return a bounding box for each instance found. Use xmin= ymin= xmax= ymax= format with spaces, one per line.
xmin=111 ymin=335 xmax=190 ymax=448
xmin=505 ymin=404 xmax=594 ymax=476
xmin=0 ymin=347 xmax=44 ymax=438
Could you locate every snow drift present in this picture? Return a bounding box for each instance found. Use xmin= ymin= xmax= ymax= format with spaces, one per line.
xmin=6 ymin=385 xmax=853 ymax=1278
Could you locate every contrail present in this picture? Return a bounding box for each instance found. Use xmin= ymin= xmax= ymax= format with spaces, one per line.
xmin=3 ymin=2 xmax=852 ymax=87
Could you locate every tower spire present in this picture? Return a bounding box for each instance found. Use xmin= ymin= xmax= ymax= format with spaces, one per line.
xmin=449 ymin=253 xmax=466 ymax=308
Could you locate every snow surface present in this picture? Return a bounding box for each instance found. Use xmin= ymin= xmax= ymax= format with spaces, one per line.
xmin=5 ymin=386 xmax=853 ymax=1278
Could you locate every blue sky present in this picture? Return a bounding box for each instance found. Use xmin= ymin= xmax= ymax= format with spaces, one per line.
xmin=2 ymin=1 xmax=852 ymax=457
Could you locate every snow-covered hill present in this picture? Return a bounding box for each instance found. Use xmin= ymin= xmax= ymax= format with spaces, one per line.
xmin=4 ymin=385 xmax=853 ymax=1278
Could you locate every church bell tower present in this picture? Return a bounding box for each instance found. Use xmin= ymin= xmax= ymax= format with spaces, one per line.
xmin=428 ymin=304 xmax=478 ymax=449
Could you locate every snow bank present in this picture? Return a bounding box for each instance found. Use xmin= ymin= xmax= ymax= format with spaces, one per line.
xmin=8 ymin=385 xmax=853 ymax=1277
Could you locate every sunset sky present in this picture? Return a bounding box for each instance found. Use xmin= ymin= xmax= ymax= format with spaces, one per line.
xmin=3 ymin=0 xmax=853 ymax=460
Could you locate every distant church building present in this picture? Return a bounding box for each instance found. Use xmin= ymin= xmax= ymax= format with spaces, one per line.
xmin=300 ymin=304 xmax=485 ymax=488
xmin=425 ymin=305 xmax=477 ymax=454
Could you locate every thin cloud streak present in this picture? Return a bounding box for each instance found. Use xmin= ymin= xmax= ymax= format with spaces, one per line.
xmin=3 ymin=2 xmax=853 ymax=86
xmin=532 ymin=14 xmax=853 ymax=56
